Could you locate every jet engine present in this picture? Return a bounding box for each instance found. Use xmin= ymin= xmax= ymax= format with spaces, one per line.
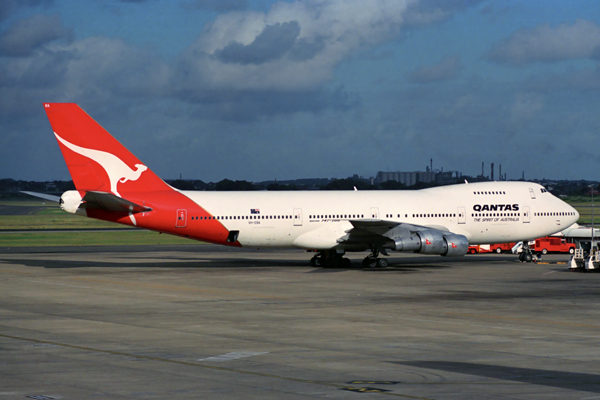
xmin=392 ymin=229 xmax=468 ymax=257
xmin=60 ymin=190 xmax=85 ymax=215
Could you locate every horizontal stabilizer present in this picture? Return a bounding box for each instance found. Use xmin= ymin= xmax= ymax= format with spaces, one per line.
xmin=21 ymin=191 xmax=61 ymax=203
xmin=82 ymin=191 xmax=152 ymax=214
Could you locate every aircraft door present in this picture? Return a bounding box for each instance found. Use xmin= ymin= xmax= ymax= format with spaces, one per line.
xmin=458 ymin=207 xmax=466 ymax=224
xmin=523 ymin=206 xmax=530 ymax=223
xmin=176 ymin=209 xmax=187 ymax=228
xmin=529 ymin=188 xmax=536 ymax=199
xmin=370 ymin=207 xmax=379 ymax=219
xmin=294 ymin=208 xmax=303 ymax=226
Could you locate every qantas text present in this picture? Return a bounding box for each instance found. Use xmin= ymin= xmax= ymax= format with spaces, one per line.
xmin=473 ymin=204 xmax=519 ymax=212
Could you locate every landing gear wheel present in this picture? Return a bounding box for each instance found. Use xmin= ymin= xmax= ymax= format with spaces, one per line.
xmin=311 ymin=251 xmax=350 ymax=268
xmin=518 ymin=241 xmax=534 ymax=263
xmin=362 ymin=256 xmax=378 ymax=268
xmin=377 ymin=258 xmax=389 ymax=268
xmin=519 ymin=253 xmax=534 ymax=262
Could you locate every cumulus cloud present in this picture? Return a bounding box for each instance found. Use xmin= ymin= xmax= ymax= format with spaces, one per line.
xmin=175 ymin=0 xmax=416 ymax=92
xmin=487 ymin=19 xmax=600 ymax=65
xmin=0 ymin=14 xmax=71 ymax=57
xmin=0 ymin=34 xmax=170 ymax=120
xmin=404 ymin=0 xmax=485 ymax=27
xmin=215 ymin=21 xmax=301 ymax=65
xmin=0 ymin=0 xmax=483 ymax=125
xmin=56 ymin=37 xmax=170 ymax=99
xmin=409 ymin=55 xmax=462 ymax=83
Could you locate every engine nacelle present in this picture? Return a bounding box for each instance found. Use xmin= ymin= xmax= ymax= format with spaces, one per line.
xmin=392 ymin=230 xmax=468 ymax=257
xmin=60 ymin=190 xmax=85 ymax=215
xmin=415 ymin=230 xmax=447 ymax=255
xmin=392 ymin=234 xmax=422 ymax=252
xmin=441 ymin=233 xmax=469 ymax=257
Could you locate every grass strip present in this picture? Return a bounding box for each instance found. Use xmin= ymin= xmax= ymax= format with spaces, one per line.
xmin=0 ymin=230 xmax=196 ymax=247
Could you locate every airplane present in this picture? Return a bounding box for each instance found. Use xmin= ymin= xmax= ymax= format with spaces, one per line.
xmin=36 ymin=103 xmax=579 ymax=267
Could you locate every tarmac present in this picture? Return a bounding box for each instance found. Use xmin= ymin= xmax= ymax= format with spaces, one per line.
xmin=0 ymin=245 xmax=599 ymax=399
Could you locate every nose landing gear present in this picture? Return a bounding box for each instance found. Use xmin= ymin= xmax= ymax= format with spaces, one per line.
xmin=518 ymin=241 xmax=534 ymax=262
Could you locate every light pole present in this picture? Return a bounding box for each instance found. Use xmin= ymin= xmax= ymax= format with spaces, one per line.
xmin=590 ymin=184 xmax=596 ymax=253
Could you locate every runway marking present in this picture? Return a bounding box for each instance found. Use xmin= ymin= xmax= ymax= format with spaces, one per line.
xmin=0 ymin=333 xmax=434 ymax=400
xmin=343 ymin=387 xmax=391 ymax=393
xmin=197 ymin=351 xmax=269 ymax=362
xmin=338 ymin=311 xmax=600 ymax=338
xmin=536 ymin=262 xmax=567 ymax=265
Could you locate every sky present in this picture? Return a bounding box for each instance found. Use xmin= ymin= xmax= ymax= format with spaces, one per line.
xmin=2 ymin=0 xmax=600 ymax=183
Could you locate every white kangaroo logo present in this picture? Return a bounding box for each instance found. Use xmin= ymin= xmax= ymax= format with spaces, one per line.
xmin=54 ymin=132 xmax=148 ymax=198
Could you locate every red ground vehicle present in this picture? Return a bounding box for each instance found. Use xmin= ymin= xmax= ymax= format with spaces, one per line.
xmin=469 ymin=243 xmax=516 ymax=254
xmin=468 ymin=245 xmax=492 ymax=254
xmin=533 ymin=236 xmax=575 ymax=254
xmin=490 ymin=242 xmax=516 ymax=254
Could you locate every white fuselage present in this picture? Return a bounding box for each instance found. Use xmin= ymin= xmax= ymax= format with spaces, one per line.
xmin=181 ymin=181 xmax=579 ymax=249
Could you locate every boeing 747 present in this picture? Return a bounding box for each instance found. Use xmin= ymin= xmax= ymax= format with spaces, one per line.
xmin=39 ymin=103 xmax=579 ymax=267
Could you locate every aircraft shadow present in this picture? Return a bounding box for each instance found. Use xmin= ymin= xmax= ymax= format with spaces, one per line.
xmin=0 ymin=257 xmax=309 ymax=269
xmin=394 ymin=361 xmax=600 ymax=393
xmin=0 ymin=256 xmax=454 ymax=272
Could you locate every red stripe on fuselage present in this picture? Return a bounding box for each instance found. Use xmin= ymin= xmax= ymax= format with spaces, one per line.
xmin=85 ymin=190 xmax=240 ymax=246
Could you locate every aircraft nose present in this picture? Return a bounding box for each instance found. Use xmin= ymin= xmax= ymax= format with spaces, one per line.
xmin=569 ymin=204 xmax=579 ymax=224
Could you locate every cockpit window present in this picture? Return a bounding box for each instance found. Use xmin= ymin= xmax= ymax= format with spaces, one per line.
xmin=541 ymin=188 xmax=548 ymax=193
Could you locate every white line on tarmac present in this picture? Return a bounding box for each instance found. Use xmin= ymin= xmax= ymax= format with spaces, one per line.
xmin=337 ymin=311 xmax=600 ymax=339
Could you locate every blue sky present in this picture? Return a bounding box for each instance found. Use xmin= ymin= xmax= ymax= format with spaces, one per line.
xmin=2 ymin=0 xmax=600 ymax=182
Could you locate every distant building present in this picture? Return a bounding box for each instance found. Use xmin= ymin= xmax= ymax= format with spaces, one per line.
xmin=435 ymin=171 xmax=458 ymax=185
xmin=374 ymin=170 xmax=460 ymax=187
xmin=374 ymin=171 xmax=436 ymax=186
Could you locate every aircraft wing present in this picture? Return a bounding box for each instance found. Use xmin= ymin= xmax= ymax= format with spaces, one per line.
xmin=338 ymin=219 xmax=447 ymax=247
xmin=329 ymin=219 xmax=467 ymax=257
xmin=20 ymin=191 xmax=61 ymax=202
xmin=21 ymin=190 xmax=151 ymax=215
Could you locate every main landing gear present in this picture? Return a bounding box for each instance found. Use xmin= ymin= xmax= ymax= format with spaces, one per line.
xmin=309 ymin=248 xmax=390 ymax=268
xmin=361 ymin=248 xmax=389 ymax=268
xmin=310 ymin=250 xmax=351 ymax=268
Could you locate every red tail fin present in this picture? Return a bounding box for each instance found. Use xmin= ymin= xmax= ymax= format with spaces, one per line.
xmin=44 ymin=103 xmax=170 ymax=196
